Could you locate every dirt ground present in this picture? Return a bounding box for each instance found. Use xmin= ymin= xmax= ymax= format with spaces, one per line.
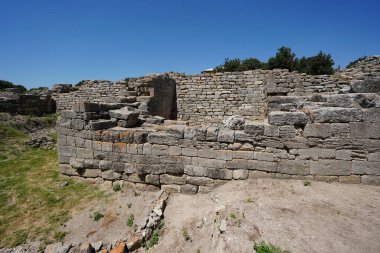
xmin=63 ymin=178 xmax=380 ymax=253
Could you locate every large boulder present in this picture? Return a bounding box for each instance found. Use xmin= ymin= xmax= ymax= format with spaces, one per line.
xmin=222 ymin=115 xmax=245 ymax=130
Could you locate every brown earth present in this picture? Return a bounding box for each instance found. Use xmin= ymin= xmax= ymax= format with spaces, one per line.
xmin=63 ymin=178 xmax=380 ymax=253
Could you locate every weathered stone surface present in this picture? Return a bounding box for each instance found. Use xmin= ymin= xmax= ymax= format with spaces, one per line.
xmin=217 ymin=129 xmax=235 ymax=143
xmin=361 ymin=175 xmax=380 ymax=185
xmin=232 ymin=169 xmax=249 ymax=179
xmin=268 ymin=111 xmax=308 ymax=126
xmin=223 ymin=115 xmax=245 ymax=130
xmin=89 ymin=119 xmax=117 ymax=130
xmin=278 ymin=159 xmax=310 ymax=175
xmin=180 ymin=184 xmax=198 ymax=194
xmin=313 ymin=108 xmax=362 ymax=123
xmin=244 ymin=121 xmax=265 ymax=136
xmin=79 ymin=242 xmax=94 ymax=253
xmin=351 ymin=79 xmax=380 ymax=93
xmin=226 ymin=159 xmax=277 ymax=172
xmin=160 ymin=174 xmax=186 ymax=185
xmin=339 ymin=175 xmax=361 ymax=184
xmin=350 ymin=122 xmax=371 ymax=138
xmin=304 ymin=124 xmax=331 ymax=138
xmin=352 ymin=160 xmax=380 ymax=175
xmin=310 ymin=160 xmax=351 ymax=176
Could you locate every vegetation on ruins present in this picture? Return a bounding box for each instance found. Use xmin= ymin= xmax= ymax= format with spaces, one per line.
xmin=0 ymin=80 xmax=27 ymax=93
xmin=254 ymin=241 xmax=291 ymax=253
xmin=0 ymin=120 xmax=105 ymax=248
xmin=346 ymin=56 xmax=367 ymax=68
xmin=214 ymin=46 xmax=336 ymax=75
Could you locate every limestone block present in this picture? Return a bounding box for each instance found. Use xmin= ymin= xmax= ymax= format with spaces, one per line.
xmin=206 ymin=127 xmax=219 ymax=141
xmin=318 ymin=149 xmax=336 ymax=159
xmin=147 ymin=132 xmax=178 ymax=145
xmin=336 ymin=150 xmax=351 ymax=160
xmin=217 ymin=129 xmax=235 ymax=143
xmin=69 ymin=158 xmax=85 ymax=169
xmin=310 ymin=160 xmax=351 ymax=176
xmin=160 ymin=174 xmax=186 ymax=185
xmin=122 ymin=173 xmax=145 ymax=183
xmin=73 ymin=102 xmax=100 ymax=113
xmin=303 ymin=124 xmax=331 ymax=138
xmin=339 ymin=175 xmax=361 ymax=184
xmin=113 ymin=142 xmax=127 ymax=153
xmin=59 ymin=164 xmax=78 ymax=176
xmin=314 ymin=175 xmax=338 ymax=183
xmin=313 ymin=108 xmax=362 ymax=123
xmin=278 ymin=126 xmax=297 ymax=138
xmin=151 ymin=144 xmax=170 ymax=156
xmin=133 ymin=131 xmax=148 ymax=143
xmin=58 ymin=146 xmax=77 ymax=157
xmin=165 ymin=125 xmax=185 ymax=139
xmin=268 ymin=111 xmax=308 ymax=126
xmin=101 ymin=142 xmax=113 ymax=152
xmin=370 ymin=123 xmax=380 ymax=138
xmin=232 ymin=151 xmax=254 ymax=160
xmin=368 ymin=152 xmax=380 ymax=161
xmin=352 ymin=160 xmax=380 ymax=175
xmin=196 ymin=127 xmax=207 ymax=141
xmin=180 ymin=184 xmax=198 ymax=194
xmin=99 ymin=160 xmax=112 ymax=170
xmin=109 ymin=106 xmax=139 ymax=127
xmin=192 ymin=157 xmax=226 ymax=168
xmin=349 ymin=122 xmax=371 ymax=138
xmin=89 ymin=119 xmax=117 ymax=130
xmin=165 ymin=164 xmax=184 ymax=174
xmin=101 ymin=170 xmax=121 ymax=180
xmin=185 ymin=176 xmax=216 ymax=186
xmin=264 ymin=125 xmax=280 ymax=137
xmin=254 ymin=151 xmax=275 ymax=161
xmin=169 ymin=146 xmax=181 ymax=156
xmin=60 ymin=110 xmax=77 ymax=119
xmin=361 ymin=175 xmax=380 ymax=186
xmin=248 ymin=170 xmax=269 ymax=179
xmin=298 ymin=148 xmax=318 ymax=161
xmin=161 ymin=185 xmax=181 ymax=193
xmin=331 ymin=123 xmax=351 ymax=138
xmin=145 ymin=174 xmax=160 ymax=185
xmin=184 ymin=127 xmax=197 ymax=139
xmin=232 ymin=169 xmax=249 ymax=179
xmin=83 ymin=169 xmax=101 ymax=178
xmin=182 ymin=147 xmax=198 ymax=157
xmin=111 ymin=162 xmax=125 ymax=172
xmin=244 ymin=121 xmax=265 ymax=136
xmin=362 ymin=108 xmax=380 ymax=123
xmin=72 ymin=119 xmax=85 ymax=130
xmin=278 ymin=159 xmax=310 ymax=175
xmin=226 ymin=159 xmax=277 ymax=172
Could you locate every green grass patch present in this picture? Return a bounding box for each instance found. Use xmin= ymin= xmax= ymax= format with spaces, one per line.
xmin=92 ymin=211 xmax=104 ymax=222
xmin=0 ymin=124 xmax=105 ymax=248
xmin=127 ymin=214 xmax=134 ymax=227
xmin=304 ymin=180 xmax=311 ymax=186
xmin=112 ymin=183 xmax=121 ymax=192
xmin=254 ymin=241 xmax=290 ymax=253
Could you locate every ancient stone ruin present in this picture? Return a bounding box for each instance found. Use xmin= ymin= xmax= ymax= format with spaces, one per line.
xmin=56 ymin=56 xmax=380 ymax=193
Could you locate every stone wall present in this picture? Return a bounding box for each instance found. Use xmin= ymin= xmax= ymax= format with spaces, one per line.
xmin=0 ymin=92 xmax=56 ymax=116
xmin=56 ymin=56 xmax=380 ymax=191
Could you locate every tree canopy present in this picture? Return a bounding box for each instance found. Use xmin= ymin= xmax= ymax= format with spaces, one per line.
xmin=214 ymin=47 xmax=335 ymax=75
xmin=0 ymin=80 xmax=27 ymax=92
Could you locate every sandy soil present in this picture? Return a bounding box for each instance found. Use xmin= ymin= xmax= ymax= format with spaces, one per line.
xmin=63 ymin=178 xmax=380 ymax=253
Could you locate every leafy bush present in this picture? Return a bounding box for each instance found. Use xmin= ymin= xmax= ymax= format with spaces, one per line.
xmin=112 ymin=183 xmax=121 ymax=192
xmin=346 ymin=56 xmax=367 ymax=68
xmin=0 ymin=80 xmax=27 ymax=92
xmin=267 ymin=47 xmax=298 ymax=71
xmin=92 ymin=211 xmax=104 ymax=222
xmin=75 ymin=80 xmax=86 ymax=87
xmin=127 ymin=214 xmax=134 ymax=227
xmin=254 ymin=241 xmax=290 ymax=253
xmin=296 ymin=51 xmax=334 ymax=75
xmin=214 ymin=47 xmax=335 ymax=75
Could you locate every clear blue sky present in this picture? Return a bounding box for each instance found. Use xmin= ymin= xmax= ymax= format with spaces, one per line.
xmin=1 ymin=0 xmax=379 ymax=89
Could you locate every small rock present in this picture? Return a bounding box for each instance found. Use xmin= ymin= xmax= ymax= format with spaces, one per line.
xmin=58 ymin=181 xmax=69 ymax=188
xmin=219 ymin=219 xmax=227 ymax=233
xmin=127 ymin=233 xmax=142 ymax=251
xmin=79 ymin=242 xmax=94 ymax=253
xmin=222 ymin=115 xmax=245 ymax=130
xmin=214 ymin=205 xmax=226 ymax=214
xmin=109 ymin=240 xmax=127 ymax=253
xmin=91 ymin=241 xmax=102 ymax=252
xmin=153 ymin=207 xmax=163 ymax=217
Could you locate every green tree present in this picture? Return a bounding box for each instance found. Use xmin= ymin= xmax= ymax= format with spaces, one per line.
xmin=346 ymin=56 xmax=367 ymax=68
xmin=215 ymin=58 xmax=241 ymax=72
xmin=238 ymin=58 xmax=263 ymax=71
xmin=267 ymin=47 xmax=298 ymax=71
xmin=75 ymin=80 xmax=86 ymax=87
xmin=0 ymin=80 xmax=27 ymax=92
xmin=296 ymin=51 xmax=334 ymax=75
